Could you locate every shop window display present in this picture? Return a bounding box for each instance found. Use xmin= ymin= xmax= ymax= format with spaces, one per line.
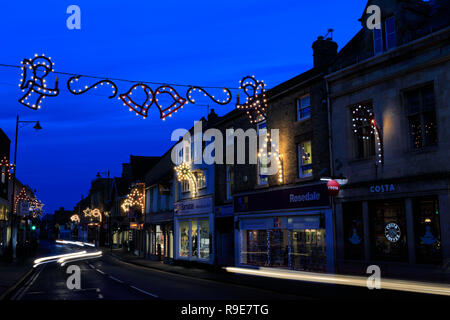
xmin=290 ymin=229 xmax=326 ymax=272
xmin=414 ymin=197 xmax=442 ymax=264
xmin=198 ymin=219 xmax=211 ymax=259
xmin=343 ymin=202 xmax=365 ymax=260
xmin=269 ymin=229 xmax=288 ymax=267
xmin=244 ymin=230 xmax=268 ymax=266
xmin=370 ymin=200 xmax=408 ymax=262
xmin=179 ymin=220 xmax=189 ymax=257
xmin=191 ymin=219 xmax=198 ymax=257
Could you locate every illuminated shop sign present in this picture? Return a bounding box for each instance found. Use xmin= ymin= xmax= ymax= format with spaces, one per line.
xmin=370 ymin=184 xmax=396 ymax=193
xmin=174 ymin=196 xmax=213 ymax=215
xmin=234 ymin=184 xmax=329 ymax=213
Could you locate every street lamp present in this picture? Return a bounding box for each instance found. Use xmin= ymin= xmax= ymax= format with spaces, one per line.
xmin=7 ymin=115 xmax=42 ymax=259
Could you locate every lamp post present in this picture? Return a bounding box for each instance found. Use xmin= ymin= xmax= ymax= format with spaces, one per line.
xmin=7 ymin=115 xmax=42 ymax=259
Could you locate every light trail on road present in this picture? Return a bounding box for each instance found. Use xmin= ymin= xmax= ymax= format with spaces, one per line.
xmin=224 ymin=267 xmax=450 ymax=296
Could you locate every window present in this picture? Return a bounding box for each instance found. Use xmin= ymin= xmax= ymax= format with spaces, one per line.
xmin=298 ymin=141 xmax=312 ymax=178
xmin=257 ymin=121 xmax=268 ymax=185
xmin=342 ymin=202 xmax=365 ymax=260
xmin=414 ymin=197 xmax=442 ymax=264
xmin=198 ymin=219 xmax=211 ymax=259
xmin=297 ymin=94 xmax=311 ymax=121
xmin=175 ymin=144 xmax=183 ymax=165
xmin=195 ymin=170 xmax=206 ymax=189
xmin=351 ymin=105 xmax=375 ymax=159
xmin=179 ymin=220 xmax=190 ymax=257
xmin=178 ymin=218 xmax=211 ymax=260
xmin=405 ymin=84 xmax=437 ymax=150
xmin=385 ymin=17 xmax=396 ymax=50
xmin=181 ymin=180 xmax=190 ymax=193
xmin=226 ymin=165 xmax=234 ymax=200
xmin=370 ymin=200 xmax=408 ymax=262
xmin=290 ymin=229 xmax=326 ymax=272
xmin=373 ymin=23 xmax=383 ymax=55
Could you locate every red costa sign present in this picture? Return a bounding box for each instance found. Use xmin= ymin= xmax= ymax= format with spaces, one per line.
xmin=327 ymin=180 xmax=340 ymax=196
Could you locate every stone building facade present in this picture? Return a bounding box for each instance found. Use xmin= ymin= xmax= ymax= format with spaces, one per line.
xmin=327 ymin=0 xmax=450 ymax=279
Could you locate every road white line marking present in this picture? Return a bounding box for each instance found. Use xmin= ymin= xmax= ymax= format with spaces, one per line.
xmin=129 ymin=285 xmax=159 ymax=298
xmin=12 ymin=265 xmax=45 ymax=300
xmin=109 ymin=275 xmax=124 ymax=283
xmin=96 ymin=269 xmax=105 ymax=275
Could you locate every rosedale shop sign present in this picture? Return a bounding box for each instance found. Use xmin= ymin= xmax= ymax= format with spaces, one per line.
xmin=234 ymin=183 xmax=329 ymax=213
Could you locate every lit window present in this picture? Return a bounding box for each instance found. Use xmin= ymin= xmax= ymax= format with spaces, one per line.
xmin=195 ymin=170 xmax=206 ymax=189
xmin=297 ymin=94 xmax=311 ymax=121
xmin=405 ymin=84 xmax=437 ymax=150
xmin=298 ymin=141 xmax=312 ymax=178
xmin=181 ymin=180 xmax=190 ymax=193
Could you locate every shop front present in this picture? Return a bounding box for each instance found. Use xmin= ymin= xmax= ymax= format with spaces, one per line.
xmin=145 ymin=211 xmax=174 ymax=263
xmin=336 ymin=178 xmax=450 ymax=279
xmin=234 ymin=183 xmax=334 ymax=273
xmin=174 ymin=196 xmax=214 ymax=264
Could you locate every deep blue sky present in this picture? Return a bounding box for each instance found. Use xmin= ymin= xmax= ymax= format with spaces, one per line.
xmin=0 ymin=1 xmax=366 ymax=214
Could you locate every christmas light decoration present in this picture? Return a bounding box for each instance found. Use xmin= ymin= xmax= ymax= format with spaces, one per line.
xmin=186 ymin=86 xmax=232 ymax=105
xmin=83 ymin=208 xmax=102 ymax=222
xmin=352 ymin=105 xmax=384 ymax=165
xmin=236 ymin=76 xmax=267 ymax=124
xmin=118 ymin=84 xmax=187 ymax=120
xmin=154 ymin=85 xmax=187 ymax=120
xmin=67 ymin=75 xmax=118 ymax=98
xmin=174 ymin=162 xmax=198 ymax=196
xmin=14 ymin=187 xmax=31 ymax=213
xmin=29 ymin=198 xmax=44 ymax=218
xmin=121 ymin=184 xmax=145 ymax=213
xmin=18 ymin=54 xmax=59 ymax=110
xmin=0 ymin=156 xmax=15 ymax=180
xmin=257 ymin=131 xmax=283 ymax=183
xmin=70 ymin=214 xmax=80 ymax=223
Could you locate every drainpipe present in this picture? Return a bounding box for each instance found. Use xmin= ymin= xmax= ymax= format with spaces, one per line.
xmin=325 ymin=77 xmax=337 ymax=274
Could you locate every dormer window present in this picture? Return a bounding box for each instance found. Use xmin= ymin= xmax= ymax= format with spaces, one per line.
xmin=385 ymin=16 xmax=397 ymax=50
xmin=373 ymin=16 xmax=396 ymax=55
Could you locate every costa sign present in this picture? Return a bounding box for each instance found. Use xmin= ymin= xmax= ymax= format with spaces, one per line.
xmin=327 ymin=180 xmax=340 ymax=196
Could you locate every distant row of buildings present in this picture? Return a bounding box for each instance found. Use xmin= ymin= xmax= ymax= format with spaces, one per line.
xmin=0 ymin=129 xmax=43 ymax=258
xmin=69 ymin=0 xmax=450 ymax=280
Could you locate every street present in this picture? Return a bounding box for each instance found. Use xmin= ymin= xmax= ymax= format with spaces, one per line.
xmin=11 ymin=241 xmax=307 ymax=300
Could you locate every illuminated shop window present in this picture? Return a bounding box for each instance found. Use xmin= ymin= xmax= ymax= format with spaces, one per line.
xmin=414 ymin=197 xmax=442 ymax=264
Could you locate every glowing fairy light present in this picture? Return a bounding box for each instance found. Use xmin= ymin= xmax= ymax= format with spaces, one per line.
xmin=121 ymin=184 xmax=145 ymax=213
xmin=174 ymin=162 xmax=198 ymax=197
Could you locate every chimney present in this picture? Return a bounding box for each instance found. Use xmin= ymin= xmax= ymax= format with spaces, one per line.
xmin=208 ymin=108 xmax=219 ymax=123
xmin=312 ymin=36 xmax=338 ymax=68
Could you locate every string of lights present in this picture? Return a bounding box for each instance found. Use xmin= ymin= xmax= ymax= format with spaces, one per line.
xmin=257 ymin=131 xmax=283 ymax=183
xmin=174 ymin=162 xmax=198 ymax=196
xmin=352 ymin=105 xmax=384 ymax=165
xmin=2 ymin=56 xmax=270 ymax=121
xmin=236 ymin=76 xmax=267 ymax=124
xmin=0 ymin=156 xmax=15 ymax=180
xmin=121 ymin=185 xmax=145 ymax=213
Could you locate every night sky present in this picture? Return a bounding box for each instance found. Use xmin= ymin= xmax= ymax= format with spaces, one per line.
xmin=0 ymin=1 xmax=365 ymax=214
